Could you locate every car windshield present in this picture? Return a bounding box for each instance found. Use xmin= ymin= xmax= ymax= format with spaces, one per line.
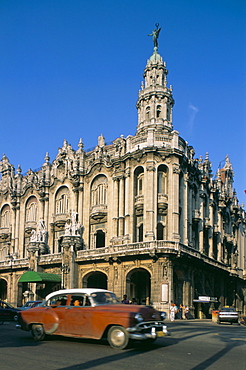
xmin=90 ymin=292 xmax=120 ymax=305
xmin=24 ymin=302 xmax=34 ymax=307
xmin=0 ymin=301 xmax=14 ymax=309
xmin=221 ymin=308 xmax=235 ymax=312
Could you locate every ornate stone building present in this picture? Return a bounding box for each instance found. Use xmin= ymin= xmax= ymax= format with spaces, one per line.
xmin=0 ymin=41 xmax=245 ymax=318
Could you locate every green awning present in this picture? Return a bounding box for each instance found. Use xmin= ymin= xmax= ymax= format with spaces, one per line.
xmin=19 ymin=271 xmax=61 ymax=283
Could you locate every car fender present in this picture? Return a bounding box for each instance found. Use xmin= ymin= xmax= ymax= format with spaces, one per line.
xmin=41 ymin=308 xmax=59 ymax=334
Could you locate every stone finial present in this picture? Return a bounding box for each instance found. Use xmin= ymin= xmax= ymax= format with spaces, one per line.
xmin=78 ymin=138 xmax=84 ymax=150
xmin=98 ymin=134 xmax=105 ymax=148
xmin=44 ymin=152 xmax=50 ymax=163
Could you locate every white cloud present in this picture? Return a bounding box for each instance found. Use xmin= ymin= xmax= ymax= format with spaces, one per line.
xmin=188 ymin=103 xmax=199 ymax=132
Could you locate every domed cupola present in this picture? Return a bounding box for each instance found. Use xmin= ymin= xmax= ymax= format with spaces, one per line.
xmin=136 ymin=24 xmax=174 ymax=134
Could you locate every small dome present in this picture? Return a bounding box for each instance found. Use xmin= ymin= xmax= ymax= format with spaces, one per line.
xmin=148 ymin=51 xmax=163 ymax=63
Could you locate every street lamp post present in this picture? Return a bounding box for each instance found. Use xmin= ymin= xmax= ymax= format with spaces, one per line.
xmin=60 ymin=264 xmax=70 ymax=289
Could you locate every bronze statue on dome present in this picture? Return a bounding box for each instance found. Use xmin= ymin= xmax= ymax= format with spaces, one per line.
xmin=148 ymin=23 xmax=161 ymax=49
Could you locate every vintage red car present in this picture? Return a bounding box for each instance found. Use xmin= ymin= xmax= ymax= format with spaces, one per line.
xmin=16 ymin=288 xmax=169 ymax=349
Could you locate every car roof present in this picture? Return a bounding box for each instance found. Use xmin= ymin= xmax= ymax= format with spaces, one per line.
xmin=45 ymin=288 xmax=113 ymax=301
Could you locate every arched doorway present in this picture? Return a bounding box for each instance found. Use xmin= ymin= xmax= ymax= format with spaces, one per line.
xmin=83 ymin=271 xmax=107 ymax=289
xmin=0 ymin=278 xmax=7 ymax=300
xmin=126 ymin=268 xmax=151 ymax=305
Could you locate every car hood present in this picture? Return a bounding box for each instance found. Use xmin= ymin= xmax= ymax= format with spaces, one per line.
xmin=92 ymin=304 xmax=162 ymax=320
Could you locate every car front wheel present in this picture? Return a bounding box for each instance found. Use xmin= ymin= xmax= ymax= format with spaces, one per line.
xmin=107 ymin=326 xmax=129 ymax=349
xmin=31 ymin=324 xmax=46 ymax=341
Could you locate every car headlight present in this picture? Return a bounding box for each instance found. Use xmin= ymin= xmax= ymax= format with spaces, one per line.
xmin=160 ymin=311 xmax=167 ymax=320
xmin=135 ymin=313 xmax=143 ymax=322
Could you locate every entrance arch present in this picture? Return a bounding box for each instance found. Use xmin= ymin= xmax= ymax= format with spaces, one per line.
xmin=0 ymin=278 xmax=7 ymax=300
xmin=126 ymin=268 xmax=151 ymax=305
xmin=82 ymin=271 xmax=107 ymax=289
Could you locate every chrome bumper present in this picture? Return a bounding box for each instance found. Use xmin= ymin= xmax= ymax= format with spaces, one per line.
xmin=127 ymin=321 xmax=170 ymax=340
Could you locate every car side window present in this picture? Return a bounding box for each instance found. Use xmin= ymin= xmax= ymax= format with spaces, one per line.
xmin=70 ymin=295 xmax=84 ymax=306
xmin=48 ymin=295 xmax=68 ymax=306
xmin=70 ymin=295 xmax=91 ymax=307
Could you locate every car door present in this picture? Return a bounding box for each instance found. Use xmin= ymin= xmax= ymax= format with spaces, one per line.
xmin=62 ymin=294 xmax=93 ymax=337
xmin=45 ymin=294 xmax=69 ymax=334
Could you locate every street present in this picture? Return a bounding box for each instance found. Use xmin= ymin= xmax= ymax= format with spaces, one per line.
xmin=0 ymin=320 xmax=245 ymax=370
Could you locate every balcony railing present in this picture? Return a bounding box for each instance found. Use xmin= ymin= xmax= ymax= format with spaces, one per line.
xmin=39 ymin=253 xmax=62 ymax=264
xmin=0 ymin=257 xmax=29 ymax=268
xmin=77 ymin=240 xmax=179 ymax=260
xmin=76 ymin=240 xmax=232 ymax=273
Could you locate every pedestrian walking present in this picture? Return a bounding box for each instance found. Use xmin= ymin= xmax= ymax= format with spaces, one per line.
xmin=122 ymin=294 xmax=129 ymax=304
xmin=184 ymin=306 xmax=190 ymax=319
xmin=170 ymin=303 xmax=176 ymax=321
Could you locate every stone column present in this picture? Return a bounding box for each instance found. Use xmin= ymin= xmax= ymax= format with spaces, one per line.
xmin=144 ymin=160 xmax=156 ymax=240
xmin=14 ymin=204 xmax=20 ymax=253
xmin=217 ymin=211 xmax=223 ymax=262
xmin=199 ymin=194 xmax=204 ymax=253
xmin=77 ymin=186 xmax=84 ymax=226
xmin=43 ymin=196 xmax=49 ymax=231
xmin=208 ymin=200 xmax=214 ymax=258
xmin=60 ymin=236 xmax=81 ymax=289
xmin=112 ymin=178 xmax=119 ymax=236
xmin=118 ymin=176 xmax=125 ymax=236
xmin=27 ymin=245 xmax=39 ymax=271
xmin=124 ymin=168 xmax=130 ymax=236
xmin=170 ymin=162 xmax=180 ymax=241
xmin=183 ymin=174 xmax=189 ymax=245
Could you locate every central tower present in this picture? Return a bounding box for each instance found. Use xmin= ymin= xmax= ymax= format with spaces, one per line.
xmin=136 ymin=25 xmax=174 ymax=134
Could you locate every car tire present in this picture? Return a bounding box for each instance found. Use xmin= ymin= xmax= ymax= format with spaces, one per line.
xmin=13 ymin=314 xmax=18 ymax=322
xmin=31 ymin=324 xmax=46 ymax=341
xmin=107 ymin=326 xmax=129 ymax=349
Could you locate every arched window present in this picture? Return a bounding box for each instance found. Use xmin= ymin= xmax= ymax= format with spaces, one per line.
xmin=96 ymin=230 xmax=105 ymax=248
xmin=0 ymin=205 xmax=10 ymax=228
xmin=55 ymin=187 xmax=69 ymax=215
xmin=192 ymin=185 xmax=198 ymax=210
xmin=203 ymin=195 xmax=209 ymax=219
xmin=146 ymin=106 xmax=150 ymax=120
xmin=157 ymin=165 xmax=168 ymax=194
xmin=91 ymin=175 xmax=108 ymax=207
xmin=134 ymin=167 xmax=144 ymax=197
xmin=157 ymin=213 xmax=167 ymax=241
xmin=167 ymin=108 xmax=170 ymax=121
xmin=25 ymin=197 xmax=37 ymax=223
xmin=156 ymin=105 xmax=161 ymax=118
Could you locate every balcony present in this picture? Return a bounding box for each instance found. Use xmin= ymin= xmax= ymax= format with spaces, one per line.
xmin=158 ymin=193 xmax=168 ymax=215
xmin=76 ymin=241 xmax=234 ymax=274
xmin=39 ymin=253 xmax=62 ymax=265
xmin=53 ymin=214 xmax=69 ymax=228
xmin=0 ymin=227 xmax=11 ymax=241
xmin=90 ymin=205 xmax=107 ymax=220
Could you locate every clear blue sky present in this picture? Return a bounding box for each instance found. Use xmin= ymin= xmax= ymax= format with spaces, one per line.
xmin=0 ymin=0 xmax=245 ymax=204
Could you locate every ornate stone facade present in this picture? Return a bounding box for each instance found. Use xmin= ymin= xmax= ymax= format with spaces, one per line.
xmin=0 ymin=47 xmax=245 ymax=318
